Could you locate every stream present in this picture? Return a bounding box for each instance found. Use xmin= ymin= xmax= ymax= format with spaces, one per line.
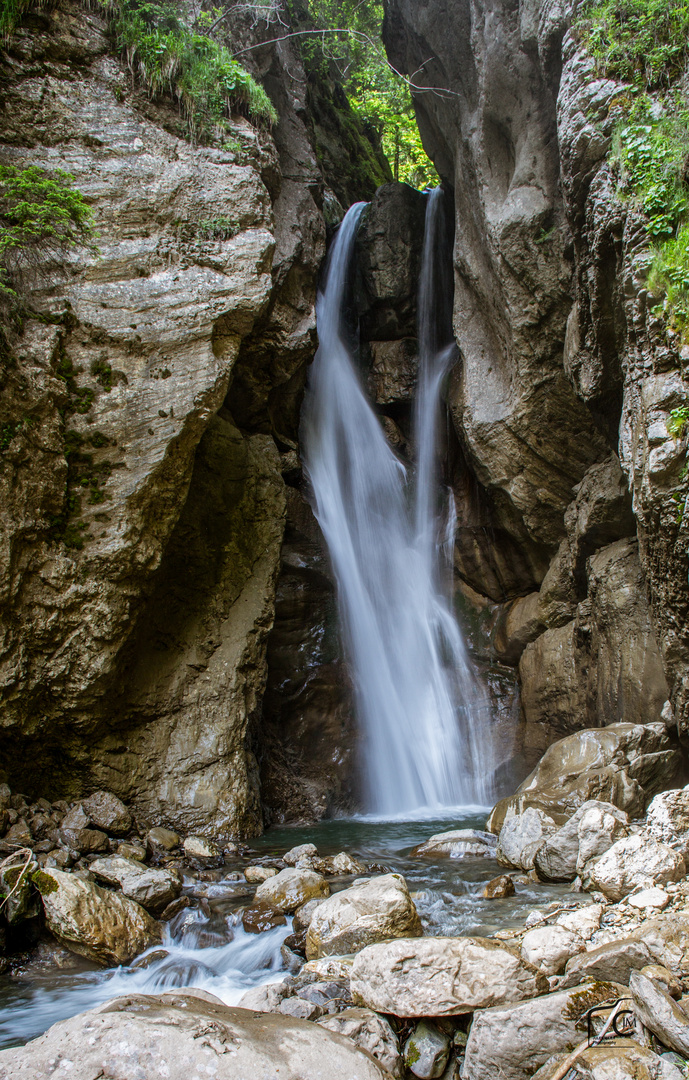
xmin=0 ymin=812 xmax=570 ymax=1050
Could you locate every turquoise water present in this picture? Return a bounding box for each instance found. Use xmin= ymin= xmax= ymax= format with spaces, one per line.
xmin=0 ymin=813 xmax=568 ymax=1049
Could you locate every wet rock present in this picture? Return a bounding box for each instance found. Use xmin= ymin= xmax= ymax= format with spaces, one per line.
xmin=241 ymin=902 xmax=288 ymax=934
xmin=159 ymin=896 xmax=190 ymax=922
xmin=411 ymin=830 xmax=498 ymax=859
xmin=488 ymin=723 xmax=679 ymax=833
xmin=497 ymin=808 xmax=558 ymax=870
xmin=0 ymin=992 xmax=392 ymax=1078
xmin=305 ymin=873 xmax=422 ymax=959
xmin=81 ymin=791 xmax=132 ymax=836
xmin=534 ymin=801 xmax=629 ymax=883
xmin=351 ymin=937 xmax=549 ymax=1016
xmin=116 ymin=840 xmax=146 ymax=862
xmin=463 ymin=982 xmax=624 ymax=1080
xmin=301 ymin=956 xmax=354 ymax=981
xmin=147 ymin=827 xmax=180 ymax=853
xmin=583 ymin=834 xmax=686 ymax=900
xmin=183 ymin=836 xmax=220 ymax=865
xmin=319 ymin=1008 xmax=403 ymax=1078
xmin=237 ymin=981 xmax=290 ymax=1011
xmin=0 ymin=859 xmax=39 ymax=925
xmin=255 ymin=868 xmax=330 ymax=913
xmin=313 ymin=852 xmax=367 ymax=876
xmin=404 ymin=1020 xmax=450 ymax=1079
xmin=5 ymin=819 xmax=32 ymax=846
xmin=483 ymin=875 xmax=515 ymax=899
xmin=630 ymin=969 xmax=689 ymax=1056
xmin=244 ymin=865 xmax=279 ymax=884
xmin=521 ymin=926 xmax=586 ymax=977
xmin=283 ymin=843 xmax=318 ymax=866
xmin=89 ymin=856 xmax=181 ymax=914
xmin=645 ymin=787 xmax=689 ymax=858
xmin=38 ymin=867 xmax=161 ymax=966
xmin=281 ymin=943 xmax=304 ymax=973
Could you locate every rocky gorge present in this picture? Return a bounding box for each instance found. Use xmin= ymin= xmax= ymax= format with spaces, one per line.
xmin=2 ymin=0 xmax=689 ymax=1074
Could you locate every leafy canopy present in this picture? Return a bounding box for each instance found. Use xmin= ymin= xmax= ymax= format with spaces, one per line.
xmin=297 ymin=0 xmax=438 ymax=189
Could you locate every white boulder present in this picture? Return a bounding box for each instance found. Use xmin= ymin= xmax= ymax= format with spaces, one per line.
xmin=497 ymin=808 xmax=557 ymax=870
xmin=520 ymin=925 xmax=586 ymax=976
xmin=583 ymin=833 xmax=685 ymax=900
xmin=255 ymin=867 xmax=330 ymax=913
xmin=305 ymin=873 xmax=422 ymax=959
xmin=319 ymin=1008 xmax=403 ymax=1078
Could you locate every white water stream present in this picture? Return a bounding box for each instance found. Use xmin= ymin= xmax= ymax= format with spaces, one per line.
xmin=302 ymin=191 xmax=495 ymax=816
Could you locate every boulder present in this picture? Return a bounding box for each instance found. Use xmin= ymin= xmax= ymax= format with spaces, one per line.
xmin=628 ymin=887 xmax=669 ymax=912
xmin=279 ymin=997 xmax=324 ymax=1020
xmin=630 ymin=969 xmax=689 ymax=1057
xmin=284 ymin=843 xmax=318 ymax=866
xmin=410 ymin=830 xmax=497 ymax=859
xmin=36 ymin=867 xmax=161 ymax=966
xmin=560 ymin=937 xmax=653 ymax=988
xmin=0 ymin=993 xmax=392 ymax=1079
xmin=556 ymin=903 xmax=604 ymax=941
xmin=583 ymin=834 xmax=686 ymax=900
xmin=183 ymin=836 xmax=221 ymax=864
xmin=404 ymin=1020 xmax=450 ymax=1079
xmin=241 ymin=903 xmax=287 ymax=934
xmin=534 ymin=801 xmax=628 ymax=883
xmin=237 ymin=982 xmax=290 ymax=1012
xmin=532 ymin=1042 xmax=684 ymax=1080
xmin=294 ymin=898 xmax=326 ymax=932
xmin=521 ymin=925 xmax=586 ymax=977
xmin=301 ymin=956 xmax=354 ymax=981
xmin=244 ymin=866 xmax=279 ymax=884
xmin=497 ymin=808 xmax=558 ymax=870
xmin=117 ymin=840 xmax=146 ymax=862
xmin=305 ymin=873 xmax=422 ymax=959
xmin=147 ymin=827 xmax=180 ymax=853
xmin=483 ymin=875 xmax=516 ymax=899
xmin=255 ymin=868 xmax=330 ymax=913
xmin=350 ymin=936 xmax=548 ymax=1017
xmin=487 ymin=723 xmax=679 ymax=833
xmin=81 ymin=791 xmax=132 ymax=836
xmin=645 ymin=787 xmax=689 ymax=858
xmin=89 ymin=856 xmax=181 ymax=914
xmin=463 ymin=982 xmax=624 ymax=1080
xmin=0 ymin=859 xmax=39 ymax=925
xmin=313 ymin=853 xmax=367 ymax=876
xmin=319 ymin=1008 xmax=403 ymax=1078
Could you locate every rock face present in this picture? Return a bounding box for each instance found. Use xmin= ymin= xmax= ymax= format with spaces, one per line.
xmin=383 ymin=0 xmax=687 ymax=779
xmin=350 ymin=936 xmax=549 ymax=1017
xmin=38 ymin=867 xmax=161 ymax=966
xmin=0 ymin=993 xmax=392 ymax=1079
xmin=305 ymin=873 xmax=422 ymax=959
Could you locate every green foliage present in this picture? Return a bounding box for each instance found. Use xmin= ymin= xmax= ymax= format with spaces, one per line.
xmin=667 ymin=404 xmax=689 ymax=437
xmin=581 ymin=0 xmax=689 ymax=90
xmin=0 ymin=0 xmax=52 ymax=41
xmin=297 ymin=0 xmax=438 ymax=189
xmin=30 ymin=869 xmax=58 ymax=895
xmin=0 ymin=165 xmax=94 ymax=300
xmin=97 ymin=0 xmax=277 ymax=140
xmin=582 ymin=0 xmax=689 ymax=339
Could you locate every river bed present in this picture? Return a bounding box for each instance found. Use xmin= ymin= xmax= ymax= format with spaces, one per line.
xmin=0 ymin=812 xmax=570 ymax=1049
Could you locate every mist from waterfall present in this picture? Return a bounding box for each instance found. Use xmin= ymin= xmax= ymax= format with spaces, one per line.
xmin=302 ymin=191 xmax=495 ymax=816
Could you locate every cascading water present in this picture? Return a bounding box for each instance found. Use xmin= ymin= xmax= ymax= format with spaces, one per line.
xmin=302 ymin=191 xmax=496 ymax=816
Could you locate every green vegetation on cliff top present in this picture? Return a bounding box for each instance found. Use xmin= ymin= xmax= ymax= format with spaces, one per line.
xmin=0 ymin=0 xmax=277 ymax=137
xmin=582 ymin=0 xmax=689 ymax=338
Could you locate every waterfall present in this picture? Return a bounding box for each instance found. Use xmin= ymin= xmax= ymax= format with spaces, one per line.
xmin=302 ymin=192 xmax=494 ymax=816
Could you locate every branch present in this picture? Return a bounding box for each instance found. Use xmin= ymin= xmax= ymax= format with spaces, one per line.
xmin=225 ymin=27 xmax=460 ymax=98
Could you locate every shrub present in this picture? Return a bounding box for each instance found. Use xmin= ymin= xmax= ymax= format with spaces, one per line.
xmin=0 ymin=164 xmax=94 ymax=299
xmin=98 ymin=0 xmax=278 ymax=139
xmin=582 ymin=0 xmax=689 ymax=90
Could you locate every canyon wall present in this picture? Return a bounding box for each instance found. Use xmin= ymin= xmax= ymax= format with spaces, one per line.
xmin=383 ymin=0 xmax=687 ymax=779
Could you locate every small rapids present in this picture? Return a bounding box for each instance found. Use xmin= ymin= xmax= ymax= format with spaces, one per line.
xmin=0 ymin=816 xmax=571 ymax=1049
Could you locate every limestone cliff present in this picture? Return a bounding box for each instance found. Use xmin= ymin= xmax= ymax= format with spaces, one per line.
xmin=384 ymin=0 xmax=688 ymax=773
xmin=0 ymin=0 xmax=327 ymax=836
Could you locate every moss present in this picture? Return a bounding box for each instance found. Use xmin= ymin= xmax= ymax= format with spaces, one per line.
xmin=406 ymin=1042 xmax=420 ymax=1066
xmin=31 ymin=869 xmax=58 ymax=895
xmin=563 ymin=981 xmax=621 ymax=1025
